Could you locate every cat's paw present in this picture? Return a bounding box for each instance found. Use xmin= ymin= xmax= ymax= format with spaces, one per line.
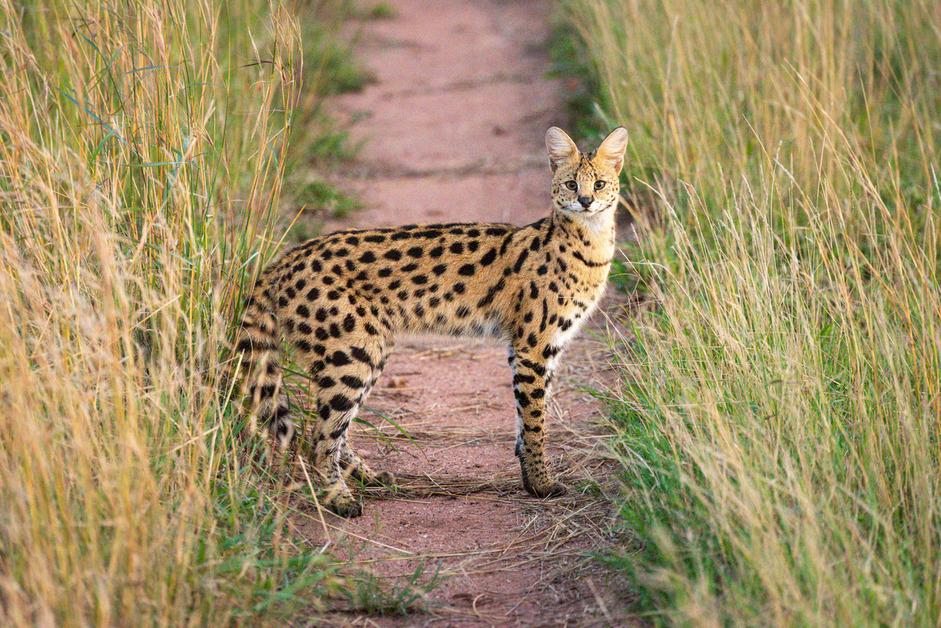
xmin=525 ymin=479 xmax=567 ymax=499
xmin=522 ymin=468 xmax=567 ymax=499
xmin=324 ymin=493 xmax=363 ymax=518
xmin=372 ymin=470 xmax=396 ymax=487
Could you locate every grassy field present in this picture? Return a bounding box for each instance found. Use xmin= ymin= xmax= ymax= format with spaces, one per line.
xmin=563 ymin=0 xmax=941 ymax=624
xmin=0 ymin=0 xmax=366 ymax=623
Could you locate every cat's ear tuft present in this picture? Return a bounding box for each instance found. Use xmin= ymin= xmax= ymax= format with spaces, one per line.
xmin=545 ymin=127 xmax=578 ymax=172
xmin=595 ymin=127 xmax=628 ymax=173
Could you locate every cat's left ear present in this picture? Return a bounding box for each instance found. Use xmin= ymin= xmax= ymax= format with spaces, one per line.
xmin=595 ymin=127 xmax=628 ymax=173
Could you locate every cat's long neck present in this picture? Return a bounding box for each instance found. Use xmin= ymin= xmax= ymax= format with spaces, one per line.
xmin=551 ymin=207 xmax=616 ymax=263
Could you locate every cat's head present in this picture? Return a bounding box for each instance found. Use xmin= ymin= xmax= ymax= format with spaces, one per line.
xmin=545 ymin=126 xmax=627 ymax=216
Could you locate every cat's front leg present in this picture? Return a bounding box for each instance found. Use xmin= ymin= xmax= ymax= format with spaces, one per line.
xmin=508 ymin=344 xmax=566 ymax=498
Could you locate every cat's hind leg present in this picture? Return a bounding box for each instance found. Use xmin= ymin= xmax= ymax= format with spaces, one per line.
xmin=309 ymin=331 xmax=391 ymax=517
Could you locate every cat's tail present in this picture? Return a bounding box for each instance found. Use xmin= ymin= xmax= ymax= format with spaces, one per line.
xmin=230 ymin=282 xmax=294 ymax=448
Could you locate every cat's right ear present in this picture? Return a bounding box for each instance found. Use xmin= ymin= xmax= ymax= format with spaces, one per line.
xmin=545 ymin=127 xmax=578 ymax=172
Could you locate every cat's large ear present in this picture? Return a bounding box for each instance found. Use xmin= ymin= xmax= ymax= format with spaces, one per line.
xmin=545 ymin=127 xmax=579 ymax=172
xmin=595 ymin=127 xmax=628 ymax=173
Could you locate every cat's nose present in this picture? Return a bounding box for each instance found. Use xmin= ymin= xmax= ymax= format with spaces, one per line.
xmin=578 ymin=196 xmax=592 ymax=208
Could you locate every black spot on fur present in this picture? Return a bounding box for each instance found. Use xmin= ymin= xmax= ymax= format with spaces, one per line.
xmin=351 ymin=346 xmax=373 ymax=365
xmin=340 ymin=375 xmax=364 ymax=389
xmin=331 ymin=350 xmax=351 ymax=366
xmin=513 ymin=372 xmax=536 ymax=385
xmin=330 ymin=394 xmax=354 ymax=412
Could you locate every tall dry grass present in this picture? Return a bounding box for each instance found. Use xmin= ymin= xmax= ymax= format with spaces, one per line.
xmin=0 ymin=0 xmax=351 ymax=623
xmin=565 ymin=0 xmax=941 ymax=624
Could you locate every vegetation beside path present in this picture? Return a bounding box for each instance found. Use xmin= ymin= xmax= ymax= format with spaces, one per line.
xmin=0 ymin=0 xmax=368 ymax=623
xmin=561 ymin=0 xmax=941 ymax=624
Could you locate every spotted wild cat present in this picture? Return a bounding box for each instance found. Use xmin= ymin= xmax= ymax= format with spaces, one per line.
xmin=233 ymin=126 xmax=628 ymax=517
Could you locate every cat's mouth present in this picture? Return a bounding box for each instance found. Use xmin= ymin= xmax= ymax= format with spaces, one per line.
xmin=562 ymin=201 xmax=610 ymax=215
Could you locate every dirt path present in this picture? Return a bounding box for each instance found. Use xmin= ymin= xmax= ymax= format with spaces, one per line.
xmin=294 ymin=2 xmax=632 ymax=624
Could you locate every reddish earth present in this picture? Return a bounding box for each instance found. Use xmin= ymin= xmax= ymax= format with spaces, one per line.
xmin=290 ymin=1 xmax=636 ymax=624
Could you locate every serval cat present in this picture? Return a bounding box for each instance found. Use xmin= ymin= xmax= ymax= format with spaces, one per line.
xmin=234 ymin=126 xmax=627 ymax=516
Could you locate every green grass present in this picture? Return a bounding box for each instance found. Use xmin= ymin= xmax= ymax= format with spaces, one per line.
xmin=277 ymin=2 xmax=370 ymax=241
xmin=364 ymin=2 xmax=397 ymax=20
xmin=561 ymin=0 xmax=941 ymax=624
xmin=0 ymin=0 xmax=362 ymax=623
xmin=297 ymin=180 xmax=361 ymax=218
xmin=346 ymin=561 xmax=443 ymax=616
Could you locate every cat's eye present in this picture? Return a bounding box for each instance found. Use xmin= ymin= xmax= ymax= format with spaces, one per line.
xmin=564 ymin=181 xmax=577 ymax=191
xmin=594 ymin=180 xmax=606 ymax=190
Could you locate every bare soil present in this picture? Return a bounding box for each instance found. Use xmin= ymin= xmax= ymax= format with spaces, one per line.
xmin=290 ymin=1 xmax=636 ymax=625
